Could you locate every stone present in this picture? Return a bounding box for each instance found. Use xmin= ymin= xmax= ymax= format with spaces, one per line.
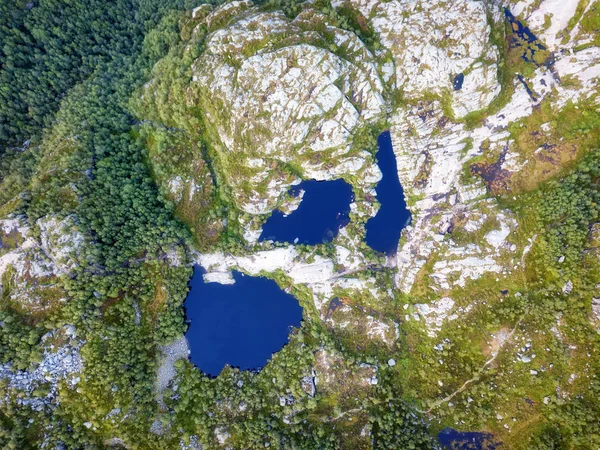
xmin=184 ymin=4 xmax=386 ymax=214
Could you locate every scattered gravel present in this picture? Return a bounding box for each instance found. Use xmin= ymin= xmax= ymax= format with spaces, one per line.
xmin=0 ymin=325 xmax=83 ymax=410
xmin=155 ymin=336 xmax=190 ymax=401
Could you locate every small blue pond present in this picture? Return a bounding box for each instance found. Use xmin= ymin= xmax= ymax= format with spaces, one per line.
xmin=453 ymin=73 xmax=465 ymax=91
xmin=365 ymin=130 xmax=411 ymax=255
xmin=438 ymin=428 xmax=499 ymax=449
xmin=259 ymin=179 xmax=354 ymax=245
xmin=185 ymin=268 xmax=303 ymax=376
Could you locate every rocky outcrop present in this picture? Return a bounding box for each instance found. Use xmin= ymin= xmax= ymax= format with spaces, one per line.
xmin=498 ymin=0 xmax=600 ymax=106
xmin=138 ymin=3 xmax=600 ymax=419
xmin=0 ymin=325 xmax=83 ymax=410
xmin=390 ymin=99 xmax=521 ymax=292
xmin=197 ymin=248 xmax=370 ymax=310
xmin=37 ymin=215 xmax=86 ymax=274
xmin=179 ymin=0 xmax=599 ymax=343
xmin=338 ymin=0 xmax=503 ymax=116
xmin=183 ymin=4 xmax=387 ymax=214
xmin=155 ymin=336 xmax=190 ymax=402
xmin=345 ymin=0 xmax=599 ymax=294
xmin=0 ymin=214 xmax=86 ymax=312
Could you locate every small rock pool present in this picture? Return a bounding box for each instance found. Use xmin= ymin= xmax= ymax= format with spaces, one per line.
xmin=259 ymin=178 xmax=354 ymax=245
xmin=185 ymin=268 xmax=303 ymax=376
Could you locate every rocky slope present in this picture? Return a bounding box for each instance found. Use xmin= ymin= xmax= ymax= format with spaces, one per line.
xmin=1 ymin=0 xmax=599 ymax=447
xmin=177 ymin=0 xmax=387 ymax=215
xmin=141 ymin=0 xmax=599 ymax=445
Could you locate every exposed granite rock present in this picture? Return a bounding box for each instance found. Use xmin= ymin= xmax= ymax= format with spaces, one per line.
xmin=185 ymin=4 xmax=386 ymax=214
xmin=334 ymin=0 xmax=503 ymax=116
xmin=197 ymin=247 xmax=371 ymax=312
xmin=390 ymin=99 xmax=520 ymax=292
xmin=0 ymin=325 xmax=83 ymax=410
xmin=37 ymin=215 xmax=86 ymax=274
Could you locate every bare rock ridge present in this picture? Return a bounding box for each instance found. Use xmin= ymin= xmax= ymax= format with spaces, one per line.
xmin=187 ymin=0 xmax=387 ymax=214
xmin=144 ymin=0 xmax=599 ymax=353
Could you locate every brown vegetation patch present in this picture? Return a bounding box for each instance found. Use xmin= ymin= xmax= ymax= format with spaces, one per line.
xmin=508 ymin=142 xmax=578 ymax=193
xmin=413 ymin=151 xmax=432 ymax=188
xmin=101 ymin=292 xmax=125 ymax=315
xmin=470 ymin=140 xmax=578 ymax=196
xmin=148 ymin=281 xmax=168 ymax=323
xmin=469 ymin=148 xmax=511 ymax=195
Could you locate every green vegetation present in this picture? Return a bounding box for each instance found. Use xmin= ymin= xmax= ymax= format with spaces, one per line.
xmin=0 ymin=0 xmax=195 ymax=149
xmin=0 ymin=1 xmax=434 ymax=448
xmin=0 ymin=0 xmax=599 ymax=448
xmin=580 ymin=0 xmax=600 ymax=45
xmin=0 ymin=1 xmax=195 ymax=447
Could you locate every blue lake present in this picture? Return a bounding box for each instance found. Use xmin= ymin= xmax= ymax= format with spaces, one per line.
xmin=438 ymin=428 xmax=499 ymax=449
xmin=185 ymin=268 xmax=303 ymax=376
xmin=365 ymin=130 xmax=411 ymax=255
xmin=259 ymin=178 xmax=354 ymax=245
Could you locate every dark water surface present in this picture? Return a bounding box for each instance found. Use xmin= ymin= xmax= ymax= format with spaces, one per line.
xmin=185 ymin=268 xmax=303 ymax=376
xmin=453 ymin=73 xmax=465 ymax=91
xmin=365 ymin=130 xmax=411 ymax=255
xmin=438 ymin=428 xmax=499 ymax=449
xmin=259 ymin=179 xmax=354 ymax=245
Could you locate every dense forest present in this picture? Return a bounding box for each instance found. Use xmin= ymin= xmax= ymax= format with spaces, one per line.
xmin=0 ymin=0 xmax=599 ymax=449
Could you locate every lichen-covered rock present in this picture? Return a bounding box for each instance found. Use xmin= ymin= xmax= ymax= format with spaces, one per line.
xmin=0 ymin=325 xmax=83 ymax=410
xmin=0 ymin=214 xmax=87 ymax=313
xmin=452 ymin=64 xmax=502 ymax=118
xmin=150 ymin=2 xmax=388 ymax=214
xmin=37 ymin=215 xmax=85 ymax=274
xmin=325 ymin=303 xmax=398 ymax=347
xmin=0 ymin=215 xmax=85 ymax=279
xmin=335 ymin=0 xmax=503 ymax=116
xmin=389 ymin=98 xmax=521 ymax=292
